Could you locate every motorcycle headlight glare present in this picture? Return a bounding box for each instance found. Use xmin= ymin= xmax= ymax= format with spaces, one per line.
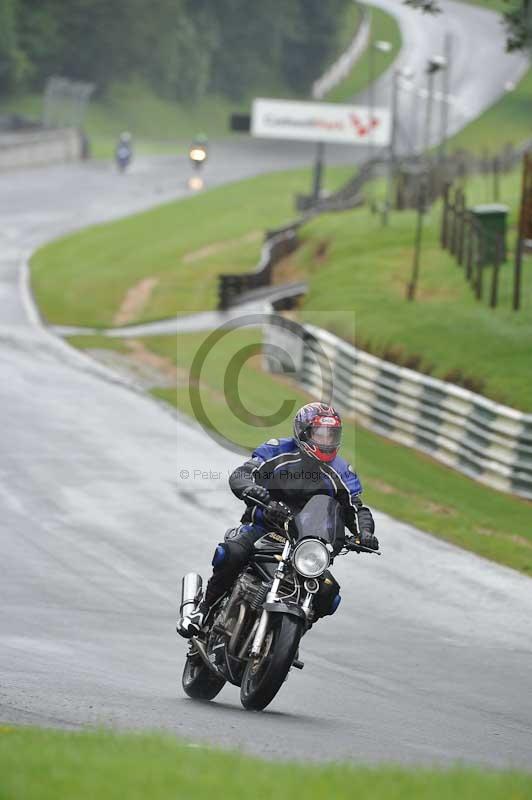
xmin=292 ymin=540 xmax=330 ymax=578
xmin=190 ymin=148 xmax=206 ymax=162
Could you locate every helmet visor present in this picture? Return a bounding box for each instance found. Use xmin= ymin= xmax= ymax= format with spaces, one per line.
xmin=309 ymin=425 xmax=342 ymax=450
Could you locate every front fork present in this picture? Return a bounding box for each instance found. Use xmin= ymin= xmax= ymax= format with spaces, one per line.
xmin=250 ymin=539 xmax=290 ymax=656
xmin=250 ymin=540 xmax=315 ymax=657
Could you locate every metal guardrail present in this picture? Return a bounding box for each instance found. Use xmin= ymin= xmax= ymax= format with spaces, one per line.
xmin=218 ymin=222 xmax=304 ymax=309
xmin=264 ymin=314 xmax=532 ymax=501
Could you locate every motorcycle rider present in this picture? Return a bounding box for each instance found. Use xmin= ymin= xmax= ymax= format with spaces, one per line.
xmin=115 ymin=131 xmax=133 ymax=171
xmin=177 ymin=402 xmax=378 ymax=638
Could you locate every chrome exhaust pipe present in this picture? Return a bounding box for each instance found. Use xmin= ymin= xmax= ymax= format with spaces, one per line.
xmin=180 ymin=572 xmax=202 ymax=618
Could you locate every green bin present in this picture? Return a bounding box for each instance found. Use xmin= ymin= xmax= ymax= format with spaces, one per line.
xmin=470 ymin=204 xmax=508 ymax=265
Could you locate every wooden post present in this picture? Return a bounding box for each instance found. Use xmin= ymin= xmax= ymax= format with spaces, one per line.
xmin=490 ymin=235 xmax=502 ymax=309
xmin=466 ymin=215 xmax=474 ymax=281
xmin=513 ymin=151 xmax=532 ymax=311
xmin=450 ymin=188 xmax=460 ymax=256
xmin=457 ymin=191 xmax=466 ymax=266
xmin=513 ymin=237 xmax=523 ymax=311
xmin=406 ymin=180 xmax=427 ymax=301
xmin=493 ymin=156 xmax=500 ymax=202
xmin=312 ymin=142 xmax=325 ymax=205
xmin=441 ymin=183 xmax=450 ymax=248
xmin=475 ymin=229 xmax=484 ymax=300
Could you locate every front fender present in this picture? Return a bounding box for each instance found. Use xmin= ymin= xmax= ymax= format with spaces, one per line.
xmin=263 ymin=602 xmax=307 ymax=621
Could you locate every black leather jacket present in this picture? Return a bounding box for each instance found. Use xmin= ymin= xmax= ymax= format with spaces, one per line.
xmin=229 ymin=437 xmax=375 ymax=537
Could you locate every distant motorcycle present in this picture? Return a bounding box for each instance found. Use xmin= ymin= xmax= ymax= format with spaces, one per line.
xmin=115 ymin=132 xmax=132 ymax=173
xmin=189 ymin=139 xmax=208 ymax=172
xmin=178 ymin=494 xmax=380 ymax=711
xmin=187 ymin=135 xmax=208 ymax=189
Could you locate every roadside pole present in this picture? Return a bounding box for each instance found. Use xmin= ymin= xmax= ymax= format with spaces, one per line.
xmin=368 ymin=39 xmax=392 ymax=211
xmin=312 ymin=142 xmax=325 ymax=204
xmin=383 ymin=70 xmax=400 ymax=226
xmin=406 ymin=180 xmax=427 ymax=300
xmin=438 ymin=33 xmax=452 ymax=164
xmin=368 ymin=40 xmax=376 ymax=208
xmin=423 ymin=56 xmax=446 ymax=156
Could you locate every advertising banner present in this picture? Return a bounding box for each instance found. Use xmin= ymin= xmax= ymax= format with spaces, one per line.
xmin=251 ymin=97 xmax=391 ymax=146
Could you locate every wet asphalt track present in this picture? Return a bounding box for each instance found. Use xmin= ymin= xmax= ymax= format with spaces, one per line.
xmin=1 ymin=1 xmax=532 ymax=769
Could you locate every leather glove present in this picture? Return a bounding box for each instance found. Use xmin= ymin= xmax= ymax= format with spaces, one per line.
xmin=359 ymin=531 xmax=379 ymax=550
xmin=241 ymin=484 xmax=270 ymax=506
xmin=264 ymin=500 xmax=292 ymax=528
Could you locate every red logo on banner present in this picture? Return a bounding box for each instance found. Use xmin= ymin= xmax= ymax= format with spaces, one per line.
xmin=349 ymin=113 xmax=380 ymax=138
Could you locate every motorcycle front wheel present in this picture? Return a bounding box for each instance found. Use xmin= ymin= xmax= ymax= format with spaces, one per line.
xmin=182 ymin=647 xmax=226 ymax=701
xmin=240 ymin=614 xmax=302 ymax=711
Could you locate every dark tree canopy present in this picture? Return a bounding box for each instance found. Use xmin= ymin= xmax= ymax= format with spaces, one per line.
xmin=0 ymin=0 xmax=354 ymax=100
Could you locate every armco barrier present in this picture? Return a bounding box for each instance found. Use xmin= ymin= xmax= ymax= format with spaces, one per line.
xmin=218 ymin=161 xmax=373 ymax=309
xmin=218 ymin=221 xmax=304 ymax=309
xmin=263 ymin=314 xmax=532 ymax=500
xmin=0 ymin=127 xmax=82 ymax=170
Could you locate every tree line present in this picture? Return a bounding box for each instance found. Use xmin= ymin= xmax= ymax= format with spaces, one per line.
xmin=0 ymin=0 xmax=353 ymax=101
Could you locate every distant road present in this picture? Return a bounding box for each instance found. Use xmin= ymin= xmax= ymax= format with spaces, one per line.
xmin=359 ymin=0 xmax=529 ymax=151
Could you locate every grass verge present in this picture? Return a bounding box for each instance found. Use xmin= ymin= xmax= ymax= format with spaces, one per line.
xmin=37 ymin=164 xmax=531 ymax=411
xmin=68 ymin=329 xmax=532 ymax=576
xmin=326 ymin=6 xmax=402 ymax=103
xmin=30 ymin=166 xmax=353 ymax=328
xmin=2 ymin=727 xmax=532 ymax=800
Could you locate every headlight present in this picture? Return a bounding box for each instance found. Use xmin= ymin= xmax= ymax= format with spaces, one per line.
xmin=292 ymin=540 xmax=330 ymax=578
xmin=190 ymin=148 xmax=206 ymax=162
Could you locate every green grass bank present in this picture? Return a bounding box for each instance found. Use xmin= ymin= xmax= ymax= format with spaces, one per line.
xmin=30 ymin=166 xmax=352 ymax=327
xmin=1 ymin=727 xmax=531 ymax=800
xmin=326 ymin=6 xmax=402 ymax=103
xmin=33 ymin=165 xmax=532 ymax=411
xmin=69 ymin=329 xmax=532 ymax=576
xmin=296 ymin=168 xmax=532 ymax=411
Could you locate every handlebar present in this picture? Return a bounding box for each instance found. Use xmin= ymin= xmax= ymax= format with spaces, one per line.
xmin=247 ymin=496 xmax=381 ymax=554
xmin=345 ymin=540 xmax=381 ymax=556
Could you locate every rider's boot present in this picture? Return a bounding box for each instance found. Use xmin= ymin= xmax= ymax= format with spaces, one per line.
xmin=176 ymin=600 xmax=210 ymax=639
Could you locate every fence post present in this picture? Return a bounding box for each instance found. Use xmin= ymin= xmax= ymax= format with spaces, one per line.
xmin=513 ymin=236 xmax=523 ymax=311
xmin=449 ymin=189 xmax=458 ymax=255
xmin=441 ymin=183 xmax=450 ymax=248
xmin=406 ymin=180 xmax=427 ymax=301
xmin=493 ymin=156 xmax=500 ymax=202
xmin=475 ymin=229 xmax=484 ymax=300
xmin=490 ymin=235 xmax=502 ymax=309
xmin=465 ymin=216 xmax=474 ymax=281
xmin=457 ymin=191 xmax=466 ymax=266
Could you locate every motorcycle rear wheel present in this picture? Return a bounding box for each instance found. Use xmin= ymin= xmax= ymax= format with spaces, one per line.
xmin=240 ymin=614 xmax=302 ymax=711
xmin=182 ymin=648 xmax=226 ymax=701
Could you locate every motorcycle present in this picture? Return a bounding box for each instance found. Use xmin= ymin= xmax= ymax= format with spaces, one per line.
xmin=189 ymin=142 xmax=208 ymax=171
xmin=187 ymin=140 xmax=208 ymax=190
xmin=115 ymin=140 xmax=132 ymax=173
xmin=178 ymin=494 xmax=380 ymax=711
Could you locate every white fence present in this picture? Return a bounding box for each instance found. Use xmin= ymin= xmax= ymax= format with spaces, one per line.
xmin=264 ymin=315 xmax=532 ymax=500
xmin=312 ymin=5 xmax=371 ymax=100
